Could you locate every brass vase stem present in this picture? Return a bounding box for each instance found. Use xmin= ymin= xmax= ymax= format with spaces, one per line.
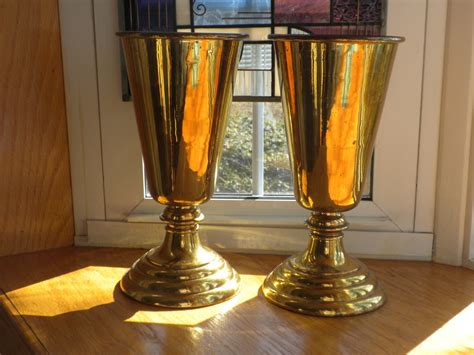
xmin=156 ymin=206 xmax=204 ymax=265
xmin=121 ymin=206 xmax=240 ymax=307
xmin=305 ymin=213 xmax=348 ymax=267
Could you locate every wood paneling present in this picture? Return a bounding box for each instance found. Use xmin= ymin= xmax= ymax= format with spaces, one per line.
xmin=0 ymin=247 xmax=473 ymax=354
xmin=0 ymin=0 xmax=74 ymax=255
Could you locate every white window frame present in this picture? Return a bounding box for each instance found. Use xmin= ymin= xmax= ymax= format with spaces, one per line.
xmin=432 ymin=0 xmax=474 ymax=270
xmin=59 ymin=0 xmax=447 ymax=260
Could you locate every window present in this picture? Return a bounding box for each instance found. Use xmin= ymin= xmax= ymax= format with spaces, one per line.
xmin=60 ymin=0 xmax=443 ymax=260
xmin=120 ymin=0 xmax=382 ymax=199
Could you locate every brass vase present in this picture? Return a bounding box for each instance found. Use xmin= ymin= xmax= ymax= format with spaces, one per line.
xmin=118 ymin=32 xmax=246 ymax=308
xmin=262 ymin=35 xmax=404 ymax=316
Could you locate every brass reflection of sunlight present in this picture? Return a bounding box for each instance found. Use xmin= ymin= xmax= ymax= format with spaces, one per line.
xmin=6 ymin=266 xmax=121 ymax=317
xmin=124 ymin=274 xmax=265 ymax=326
xmin=182 ymin=40 xmax=216 ymax=177
xmin=326 ymin=46 xmax=361 ymax=207
xmin=409 ymin=303 xmax=474 ymax=354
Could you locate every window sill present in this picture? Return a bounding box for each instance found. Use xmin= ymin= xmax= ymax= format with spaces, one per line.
xmin=127 ymin=212 xmax=398 ymax=231
xmin=127 ymin=197 xmax=400 ymax=231
xmin=79 ymin=219 xmax=433 ymax=261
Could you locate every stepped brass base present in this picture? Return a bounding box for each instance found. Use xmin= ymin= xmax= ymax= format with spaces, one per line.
xmin=120 ymin=206 xmax=240 ymax=308
xmin=262 ymin=212 xmax=385 ymax=316
xmin=120 ymin=246 xmax=239 ymax=308
xmin=262 ymin=253 xmax=384 ymax=316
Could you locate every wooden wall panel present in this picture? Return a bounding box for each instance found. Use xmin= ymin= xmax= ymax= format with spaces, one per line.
xmin=0 ymin=0 xmax=74 ymax=255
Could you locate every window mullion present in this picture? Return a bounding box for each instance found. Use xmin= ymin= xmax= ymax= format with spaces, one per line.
xmin=252 ymin=44 xmax=265 ymax=196
xmin=252 ymin=100 xmax=265 ymax=196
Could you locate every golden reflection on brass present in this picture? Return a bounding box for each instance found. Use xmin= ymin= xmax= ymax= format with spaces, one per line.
xmin=118 ymin=32 xmax=246 ymax=308
xmin=262 ymin=35 xmax=404 ymax=316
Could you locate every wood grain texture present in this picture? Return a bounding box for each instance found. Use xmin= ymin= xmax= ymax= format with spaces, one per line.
xmin=0 ymin=247 xmax=473 ymax=354
xmin=0 ymin=0 xmax=74 ymax=255
xmin=0 ymin=291 xmax=46 ymax=354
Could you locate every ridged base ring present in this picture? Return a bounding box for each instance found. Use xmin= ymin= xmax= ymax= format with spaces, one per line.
xmin=262 ymin=253 xmax=385 ymax=317
xmin=120 ymin=246 xmax=240 ymax=308
xmin=120 ymin=206 xmax=239 ymax=308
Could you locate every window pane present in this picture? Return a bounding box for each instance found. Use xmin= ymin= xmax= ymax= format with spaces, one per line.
xmin=275 ymin=0 xmax=330 ymax=24
xmin=234 ymin=70 xmax=272 ymax=97
xmin=235 ymin=43 xmax=273 ymax=97
xmin=123 ymin=0 xmax=176 ymax=31
xmin=193 ymin=0 xmax=271 ymax=26
xmin=286 ymin=0 xmax=385 ymax=36
xmin=264 ymin=102 xmax=293 ymax=195
xmin=239 ymin=43 xmax=272 ymax=70
xmin=332 ymin=0 xmax=383 ymax=23
xmin=216 ymin=102 xmax=253 ymax=194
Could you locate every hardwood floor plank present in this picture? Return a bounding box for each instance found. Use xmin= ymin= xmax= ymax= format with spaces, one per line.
xmin=0 ymin=247 xmax=472 ymax=354
xmin=0 ymin=291 xmax=46 ymax=354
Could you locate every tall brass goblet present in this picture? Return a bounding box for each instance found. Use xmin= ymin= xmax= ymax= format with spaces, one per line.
xmin=263 ymin=35 xmax=404 ymax=316
xmin=118 ymin=32 xmax=246 ymax=308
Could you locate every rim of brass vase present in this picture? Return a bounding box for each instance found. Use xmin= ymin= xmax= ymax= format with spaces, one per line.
xmin=117 ymin=31 xmax=248 ymax=40
xmin=262 ymin=34 xmax=404 ymax=317
xmin=268 ymin=34 xmax=405 ymax=43
xmin=118 ymin=31 xmax=247 ymax=309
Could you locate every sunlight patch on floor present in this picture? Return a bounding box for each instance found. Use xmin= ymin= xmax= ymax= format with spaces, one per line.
xmin=6 ymin=266 xmax=122 ymax=316
xmin=5 ymin=265 xmax=265 ymax=326
xmin=409 ymin=302 xmax=474 ymax=354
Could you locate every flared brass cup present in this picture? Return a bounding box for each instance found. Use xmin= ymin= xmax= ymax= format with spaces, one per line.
xmin=118 ymin=32 xmax=246 ymax=308
xmin=263 ymin=35 xmax=404 ymax=316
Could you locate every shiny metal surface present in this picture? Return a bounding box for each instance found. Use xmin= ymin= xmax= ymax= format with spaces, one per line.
xmin=119 ymin=32 xmax=246 ymax=308
xmin=263 ymin=35 xmax=403 ymax=316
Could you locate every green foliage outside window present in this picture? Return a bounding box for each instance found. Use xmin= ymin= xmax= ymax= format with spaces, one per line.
xmin=216 ymin=102 xmax=293 ymax=195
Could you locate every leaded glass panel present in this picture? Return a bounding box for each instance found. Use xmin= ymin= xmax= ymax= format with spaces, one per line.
xmin=193 ymin=0 xmax=271 ymax=26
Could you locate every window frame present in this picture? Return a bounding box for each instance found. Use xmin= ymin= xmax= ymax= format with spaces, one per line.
xmin=431 ymin=0 xmax=474 ymax=269
xmin=59 ymin=0 xmax=445 ymax=260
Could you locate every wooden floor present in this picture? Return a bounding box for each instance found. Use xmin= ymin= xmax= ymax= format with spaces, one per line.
xmin=0 ymin=247 xmax=473 ymax=354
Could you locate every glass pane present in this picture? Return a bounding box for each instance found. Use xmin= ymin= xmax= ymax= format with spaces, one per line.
xmin=216 ymin=102 xmax=253 ymax=194
xmin=239 ymin=43 xmax=272 ymax=71
xmin=193 ymin=0 xmax=271 ymax=26
xmin=264 ymin=102 xmax=293 ymax=195
xmin=234 ymin=70 xmax=272 ymax=97
xmin=176 ymin=1 xmax=191 ymax=26
xmin=235 ymin=43 xmax=273 ymax=97
xmin=332 ymin=0 xmax=383 ymax=23
xmin=123 ymin=0 xmax=176 ymax=31
xmin=275 ymin=0 xmax=330 ymax=24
